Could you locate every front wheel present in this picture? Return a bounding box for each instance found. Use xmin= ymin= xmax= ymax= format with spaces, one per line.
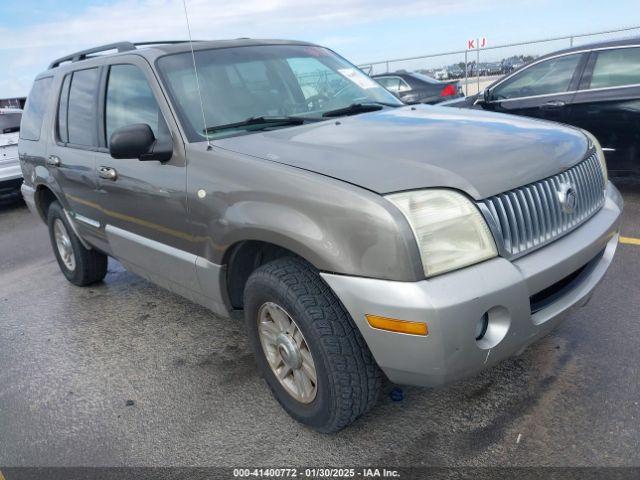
xmin=244 ymin=257 xmax=381 ymax=433
xmin=47 ymin=201 xmax=108 ymax=286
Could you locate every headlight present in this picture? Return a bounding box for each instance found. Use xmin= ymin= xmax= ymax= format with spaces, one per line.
xmin=582 ymin=130 xmax=608 ymax=185
xmin=386 ymin=189 xmax=497 ymax=277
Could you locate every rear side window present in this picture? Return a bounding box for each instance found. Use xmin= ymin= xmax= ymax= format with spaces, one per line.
xmin=105 ymin=64 xmax=167 ymax=143
xmin=493 ymin=54 xmax=581 ymax=100
xmin=590 ymin=47 xmax=640 ymax=89
xmin=67 ymin=68 xmax=100 ymax=146
xmin=20 ymin=77 xmax=53 ymax=141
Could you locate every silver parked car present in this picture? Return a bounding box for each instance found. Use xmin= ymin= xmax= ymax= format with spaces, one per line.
xmin=19 ymin=40 xmax=622 ymax=432
xmin=0 ymin=108 xmax=22 ymax=199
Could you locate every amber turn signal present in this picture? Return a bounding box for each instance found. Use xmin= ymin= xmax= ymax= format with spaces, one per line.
xmin=365 ymin=314 xmax=428 ymax=336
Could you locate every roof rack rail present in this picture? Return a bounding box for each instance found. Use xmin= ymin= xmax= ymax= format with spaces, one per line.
xmin=47 ymin=40 xmax=204 ymax=69
xmin=48 ymin=42 xmax=136 ymax=69
xmin=132 ymin=40 xmax=202 ymax=47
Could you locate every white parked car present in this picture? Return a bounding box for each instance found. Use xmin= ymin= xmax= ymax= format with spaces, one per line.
xmin=434 ymin=69 xmax=449 ymax=80
xmin=0 ymin=108 xmax=22 ymax=199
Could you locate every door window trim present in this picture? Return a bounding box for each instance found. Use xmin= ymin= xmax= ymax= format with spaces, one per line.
xmin=488 ymin=52 xmax=585 ymax=103
xmin=100 ymin=62 xmax=171 ymax=154
xmin=487 ymin=43 xmax=640 ymax=103
xmin=55 ymin=66 xmax=104 ymax=152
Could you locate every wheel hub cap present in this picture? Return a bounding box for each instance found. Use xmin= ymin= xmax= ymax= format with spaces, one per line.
xmin=53 ymin=218 xmax=76 ymax=272
xmin=276 ymin=333 xmax=302 ymax=370
xmin=257 ymin=302 xmax=318 ymax=403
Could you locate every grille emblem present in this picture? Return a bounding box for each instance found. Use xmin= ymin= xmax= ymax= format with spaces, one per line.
xmin=558 ymin=182 xmax=578 ymax=214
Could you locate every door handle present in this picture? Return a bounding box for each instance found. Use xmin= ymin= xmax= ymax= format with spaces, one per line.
xmin=98 ymin=166 xmax=118 ymax=181
xmin=47 ymin=155 xmax=61 ymax=167
xmin=541 ymin=100 xmax=566 ymax=109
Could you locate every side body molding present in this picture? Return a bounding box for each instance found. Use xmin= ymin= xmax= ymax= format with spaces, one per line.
xmin=105 ymin=225 xmax=229 ymax=317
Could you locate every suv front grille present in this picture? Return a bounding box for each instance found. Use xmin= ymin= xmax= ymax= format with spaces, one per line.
xmin=478 ymin=152 xmax=605 ymax=259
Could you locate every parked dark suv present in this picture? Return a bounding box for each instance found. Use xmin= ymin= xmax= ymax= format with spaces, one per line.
xmin=19 ymin=39 xmax=622 ymax=432
xmin=443 ymin=37 xmax=640 ymax=177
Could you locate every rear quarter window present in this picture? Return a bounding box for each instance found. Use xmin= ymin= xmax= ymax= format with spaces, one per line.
xmin=19 ymin=77 xmax=53 ymax=141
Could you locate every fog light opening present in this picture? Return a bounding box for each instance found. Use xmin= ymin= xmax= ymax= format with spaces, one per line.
xmin=475 ymin=313 xmax=489 ymax=340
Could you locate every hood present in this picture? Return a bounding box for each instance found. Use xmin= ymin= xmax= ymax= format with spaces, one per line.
xmin=214 ymin=105 xmax=588 ymax=199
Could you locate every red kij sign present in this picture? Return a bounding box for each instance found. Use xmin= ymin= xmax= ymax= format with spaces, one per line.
xmin=467 ymin=37 xmax=487 ymax=49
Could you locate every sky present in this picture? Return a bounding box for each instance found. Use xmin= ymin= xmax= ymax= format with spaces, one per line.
xmin=1 ymin=0 xmax=639 ymax=97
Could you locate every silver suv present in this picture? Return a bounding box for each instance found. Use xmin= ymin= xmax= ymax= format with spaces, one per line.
xmin=1 ymin=108 xmax=22 ymax=199
xmin=19 ymin=40 xmax=622 ymax=432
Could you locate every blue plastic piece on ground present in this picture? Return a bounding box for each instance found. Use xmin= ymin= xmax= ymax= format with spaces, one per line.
xmin=390 ymin=387 xmax=404 ymax=402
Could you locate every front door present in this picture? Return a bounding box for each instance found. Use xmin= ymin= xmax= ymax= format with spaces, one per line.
xmin=92 ymin=57 xmax=199 ymax=296
xmin=484 ymin=53 xmax=586 ymax=123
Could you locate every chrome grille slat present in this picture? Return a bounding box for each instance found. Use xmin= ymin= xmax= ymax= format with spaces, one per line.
xmin=574 ymin=164 xmax=589 ymax=217
xmin=502 ymin=194 xmax=520 ymax=251
xmin=479 ymin=153 xmax=605 ymax=259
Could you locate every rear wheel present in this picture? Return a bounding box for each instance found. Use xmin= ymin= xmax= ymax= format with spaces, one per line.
xmin=47 ymin=201 xmax=107 ymax=286
xmin=244 ymin=257 xmax=381 ymax=433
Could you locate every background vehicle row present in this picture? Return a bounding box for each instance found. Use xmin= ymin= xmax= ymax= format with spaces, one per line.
xmin=444 ymin=37 xmax=640 ymax=178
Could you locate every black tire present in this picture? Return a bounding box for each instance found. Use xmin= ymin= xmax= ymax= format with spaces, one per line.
xmin=244 ymin=256 xmax=381 ymax=433
xmin=47 ymin=201 xmax=108 ymax=286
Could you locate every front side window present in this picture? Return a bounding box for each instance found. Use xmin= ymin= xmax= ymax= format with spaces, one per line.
xmin=157 ymin=45 xmax=402 ymax=141
xmin=67 ymin=68 xmax=100 ymax=146
xmin=590 ymin=47 xmax=640 ymax=89
xmin=105 ymin=64 xmax=167 ymax=144
xmin=20 ymin=77 xmax=53 ymax=141
xmin=492 ymin=54 xmax=581 ymax=100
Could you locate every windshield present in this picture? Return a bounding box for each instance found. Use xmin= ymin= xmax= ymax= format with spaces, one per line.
xmin=157 ymin=44 xmax=402 ymax=141
xmin=0 ymin=111 xmax=21 ymax=134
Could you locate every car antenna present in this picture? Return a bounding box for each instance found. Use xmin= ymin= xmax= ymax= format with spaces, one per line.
xmin=181 ymin=0 xmax=212 ymax=150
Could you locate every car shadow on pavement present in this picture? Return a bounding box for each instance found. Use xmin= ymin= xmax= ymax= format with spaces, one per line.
xmin=0 ymin=193 xmax=25 ymax=213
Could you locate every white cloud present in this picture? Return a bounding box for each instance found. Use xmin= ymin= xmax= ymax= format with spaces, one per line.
xmin=0 ymin=0 xmax=494 ymax=96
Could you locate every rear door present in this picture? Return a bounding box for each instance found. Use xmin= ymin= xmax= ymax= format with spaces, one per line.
xmin=567 ymin=46 xmax=640 ymax=176
xmin=48 ymin=68 xmax=106 ymax=249
xmin=92 ymin=57 xmax=198 ymax=295
xmin=485 ymin=52 xmax=586 ymax=123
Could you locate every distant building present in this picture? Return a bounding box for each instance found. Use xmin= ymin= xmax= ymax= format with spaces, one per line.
xmin=0 ymin=97 xmax=26 ymax=109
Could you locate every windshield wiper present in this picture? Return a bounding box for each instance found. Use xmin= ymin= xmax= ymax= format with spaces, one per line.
xmin=204 ymin=115 xmax=319 ymax=134
xmin=321 ymin=103 xmax=386 ymax=118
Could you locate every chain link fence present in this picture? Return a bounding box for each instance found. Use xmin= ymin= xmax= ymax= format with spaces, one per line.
xmin=358 ymin=25 xmax=640 ymax=96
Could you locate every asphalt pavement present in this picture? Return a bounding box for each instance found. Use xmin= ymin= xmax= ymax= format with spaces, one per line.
xmin=0 ymin=180 xmax=639 ymax=469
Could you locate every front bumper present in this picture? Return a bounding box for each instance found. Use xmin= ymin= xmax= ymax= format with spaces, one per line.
xmin=321 ymin=183 xmax=623 ymax=387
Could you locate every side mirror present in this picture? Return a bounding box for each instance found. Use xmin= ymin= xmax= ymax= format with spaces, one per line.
xmin=109 ymin=123 xmax=172 ymax=162
xmin=473 ymin=88 xmax=491 ymax=106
